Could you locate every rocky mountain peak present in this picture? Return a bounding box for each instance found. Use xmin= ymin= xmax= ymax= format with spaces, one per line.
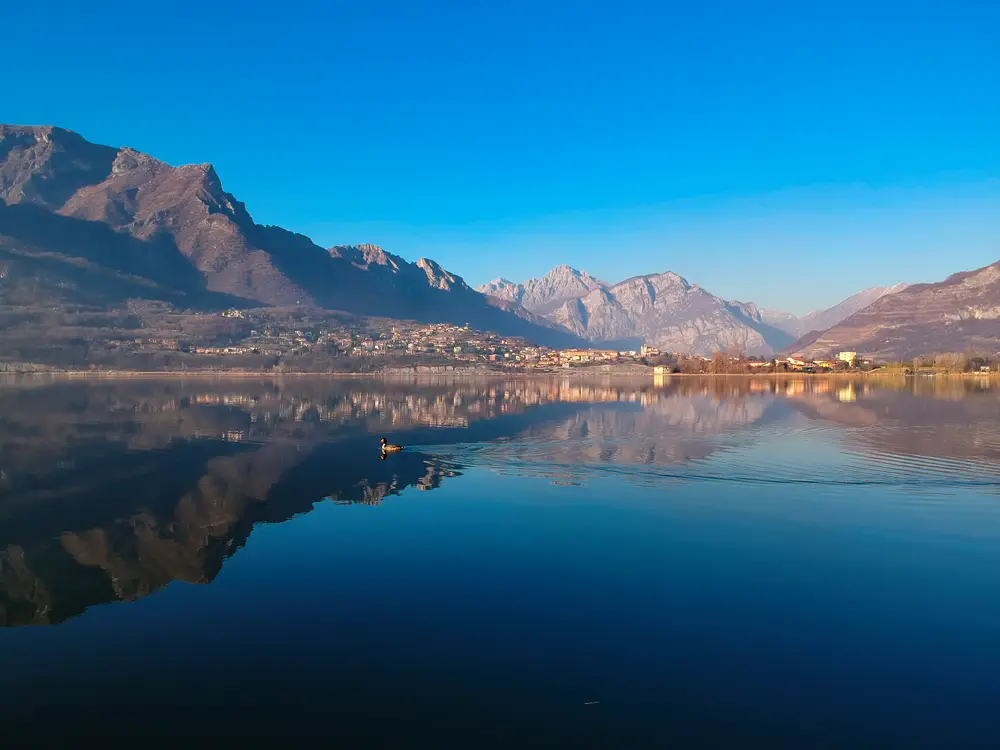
xmin=111 ymin=148 xmax=167 ymax=175
xmin=417 ymin=257 xmax=468 ymax=291
xmin=329 ymin=243 xmax=405 ymax=271
xmin=477 ymin=277 xmax=522 ymax=303
xmin=0 ymin=124 xmax=85 ymax=146
xmin=477 ymin=264 xmax=608 ymax=315
xmin=0 ymin=124 xmax=119 ymax=209
xmin=727 ymin=300 xmax=763 ymax=322
xmin=649 ymin=271 xmax=690 ymax=290
xmin=548 ymin=263 xmax=583 ymax=277
xmin=542 ymin=264 xmax=604 ymax=286
xmin=325 ymin=245 xmax=473 ymax=292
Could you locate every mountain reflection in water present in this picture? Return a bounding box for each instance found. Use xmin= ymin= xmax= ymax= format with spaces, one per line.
xmin=1 ymin=374 xmax=1000 ymax=628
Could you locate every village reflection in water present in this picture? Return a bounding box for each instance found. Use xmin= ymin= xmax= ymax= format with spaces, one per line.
xmin=1 ymin=374 xmax=999 ymax=626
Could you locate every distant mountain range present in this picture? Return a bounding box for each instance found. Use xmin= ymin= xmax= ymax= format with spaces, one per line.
xmin=477 ymin=267 xmax=909 ymax=356
xmin=2 ymin=124 xmax=998 ymax=361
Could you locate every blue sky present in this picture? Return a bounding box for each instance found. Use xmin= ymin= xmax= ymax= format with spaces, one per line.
xmin=4 ymin=0 xmax=999 ymax=314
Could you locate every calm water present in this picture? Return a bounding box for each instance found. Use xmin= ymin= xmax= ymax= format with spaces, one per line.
xmin=1 ymin=375 xmax=999 ymax=747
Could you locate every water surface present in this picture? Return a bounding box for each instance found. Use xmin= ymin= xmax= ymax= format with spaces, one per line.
xmin=1 ymin=375 xmax=999 ymax=747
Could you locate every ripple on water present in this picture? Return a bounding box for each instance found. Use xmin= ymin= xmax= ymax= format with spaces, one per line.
xmin=423 ymin=417 xmax=1000 ymax=497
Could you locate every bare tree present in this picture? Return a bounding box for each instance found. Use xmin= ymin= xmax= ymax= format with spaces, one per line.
xmin=934 ymin=352 xmax=967 ymax=373
xmin=710 ymin=350 xmax=728 ymax=374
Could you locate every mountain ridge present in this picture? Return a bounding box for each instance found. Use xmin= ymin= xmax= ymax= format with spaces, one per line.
xmin=495 ymin=268 xmax=793 ymax=355
xmin=0 ymin=124 xmax=586 ymax=348
xmin=794 ymin=262 xmax=1000 ymax=361
xmin=477 ymin=266 xmax=908 ymax=356
xmin=479 ymin=265 xmax=608 ymax=315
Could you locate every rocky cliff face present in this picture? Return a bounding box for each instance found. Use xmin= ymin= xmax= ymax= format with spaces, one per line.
xmin=1 ymin=126 xmax=306 ymax=305
xmin=483 ymin=266 xmax=793 ymax=355
xmin=0 ymin=125 xmax=118 ymax=208
xmin=795 ymin=263 xmax=1000 ymax=360
xmin=562 ymin=273 xmax=796 ymax=354
xmin=0 ymin=125 xmax=585 ymax=348
xmin=328 ymin=243 xmax=473 ymax=293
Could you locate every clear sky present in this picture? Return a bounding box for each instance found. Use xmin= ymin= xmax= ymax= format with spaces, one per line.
xmin=4 ymin=0 xmax=999 ymax=314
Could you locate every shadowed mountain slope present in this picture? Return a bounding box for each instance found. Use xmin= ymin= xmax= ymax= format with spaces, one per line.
xmin=0 ymin=125 xmax=584 ymax=347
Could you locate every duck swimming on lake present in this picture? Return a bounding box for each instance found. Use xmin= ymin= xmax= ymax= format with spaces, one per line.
xmin=381 ymin=437 xmax=404 ymax=453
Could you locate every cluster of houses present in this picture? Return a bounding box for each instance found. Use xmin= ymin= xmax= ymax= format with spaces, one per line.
xmin=777 ymin=351 xmax=867 ymax=371
xmin=302 ymin=323 xmax=665 ymax=369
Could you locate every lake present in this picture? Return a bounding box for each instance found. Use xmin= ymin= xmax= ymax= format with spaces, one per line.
xmin=1 ymin=375 xmax=999 ymax=747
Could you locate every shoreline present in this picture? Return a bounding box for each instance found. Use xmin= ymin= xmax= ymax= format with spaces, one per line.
xmin=0 ymin=368 xmax=994 ymax=380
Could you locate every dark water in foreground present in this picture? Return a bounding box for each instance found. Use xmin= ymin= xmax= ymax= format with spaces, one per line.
xmin=1 ymin=375 xmax=999 ymax=747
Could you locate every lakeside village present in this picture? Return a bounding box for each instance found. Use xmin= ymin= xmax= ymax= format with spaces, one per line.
xmin=104 ymin=308 xmax=898 ymax=374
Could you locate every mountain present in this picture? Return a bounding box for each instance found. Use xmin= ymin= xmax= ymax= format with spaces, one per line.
xmin=757 ymin=308 xmax=802 ymax=337
xmin=476 ymin=262 xmax=912 ymax=355
xmin=328 ymin=243 xmax=468 ymax=291
xmin=794 ymin=262 xmax=1000 ymax=361
xmin=761 ymin=284 xmax=910 ymax=339
xmin=482 ymin=266 xmax=793 ymax=355
xmin=478 ymin=265 xmax=608 ymax=314
xmin=0 ymin=125 xmax=584 ymax=348
xmin=541 ymin=271 xmax=793 ymax=355
xmin=799 ymin=284 xmax=909 ymax=335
